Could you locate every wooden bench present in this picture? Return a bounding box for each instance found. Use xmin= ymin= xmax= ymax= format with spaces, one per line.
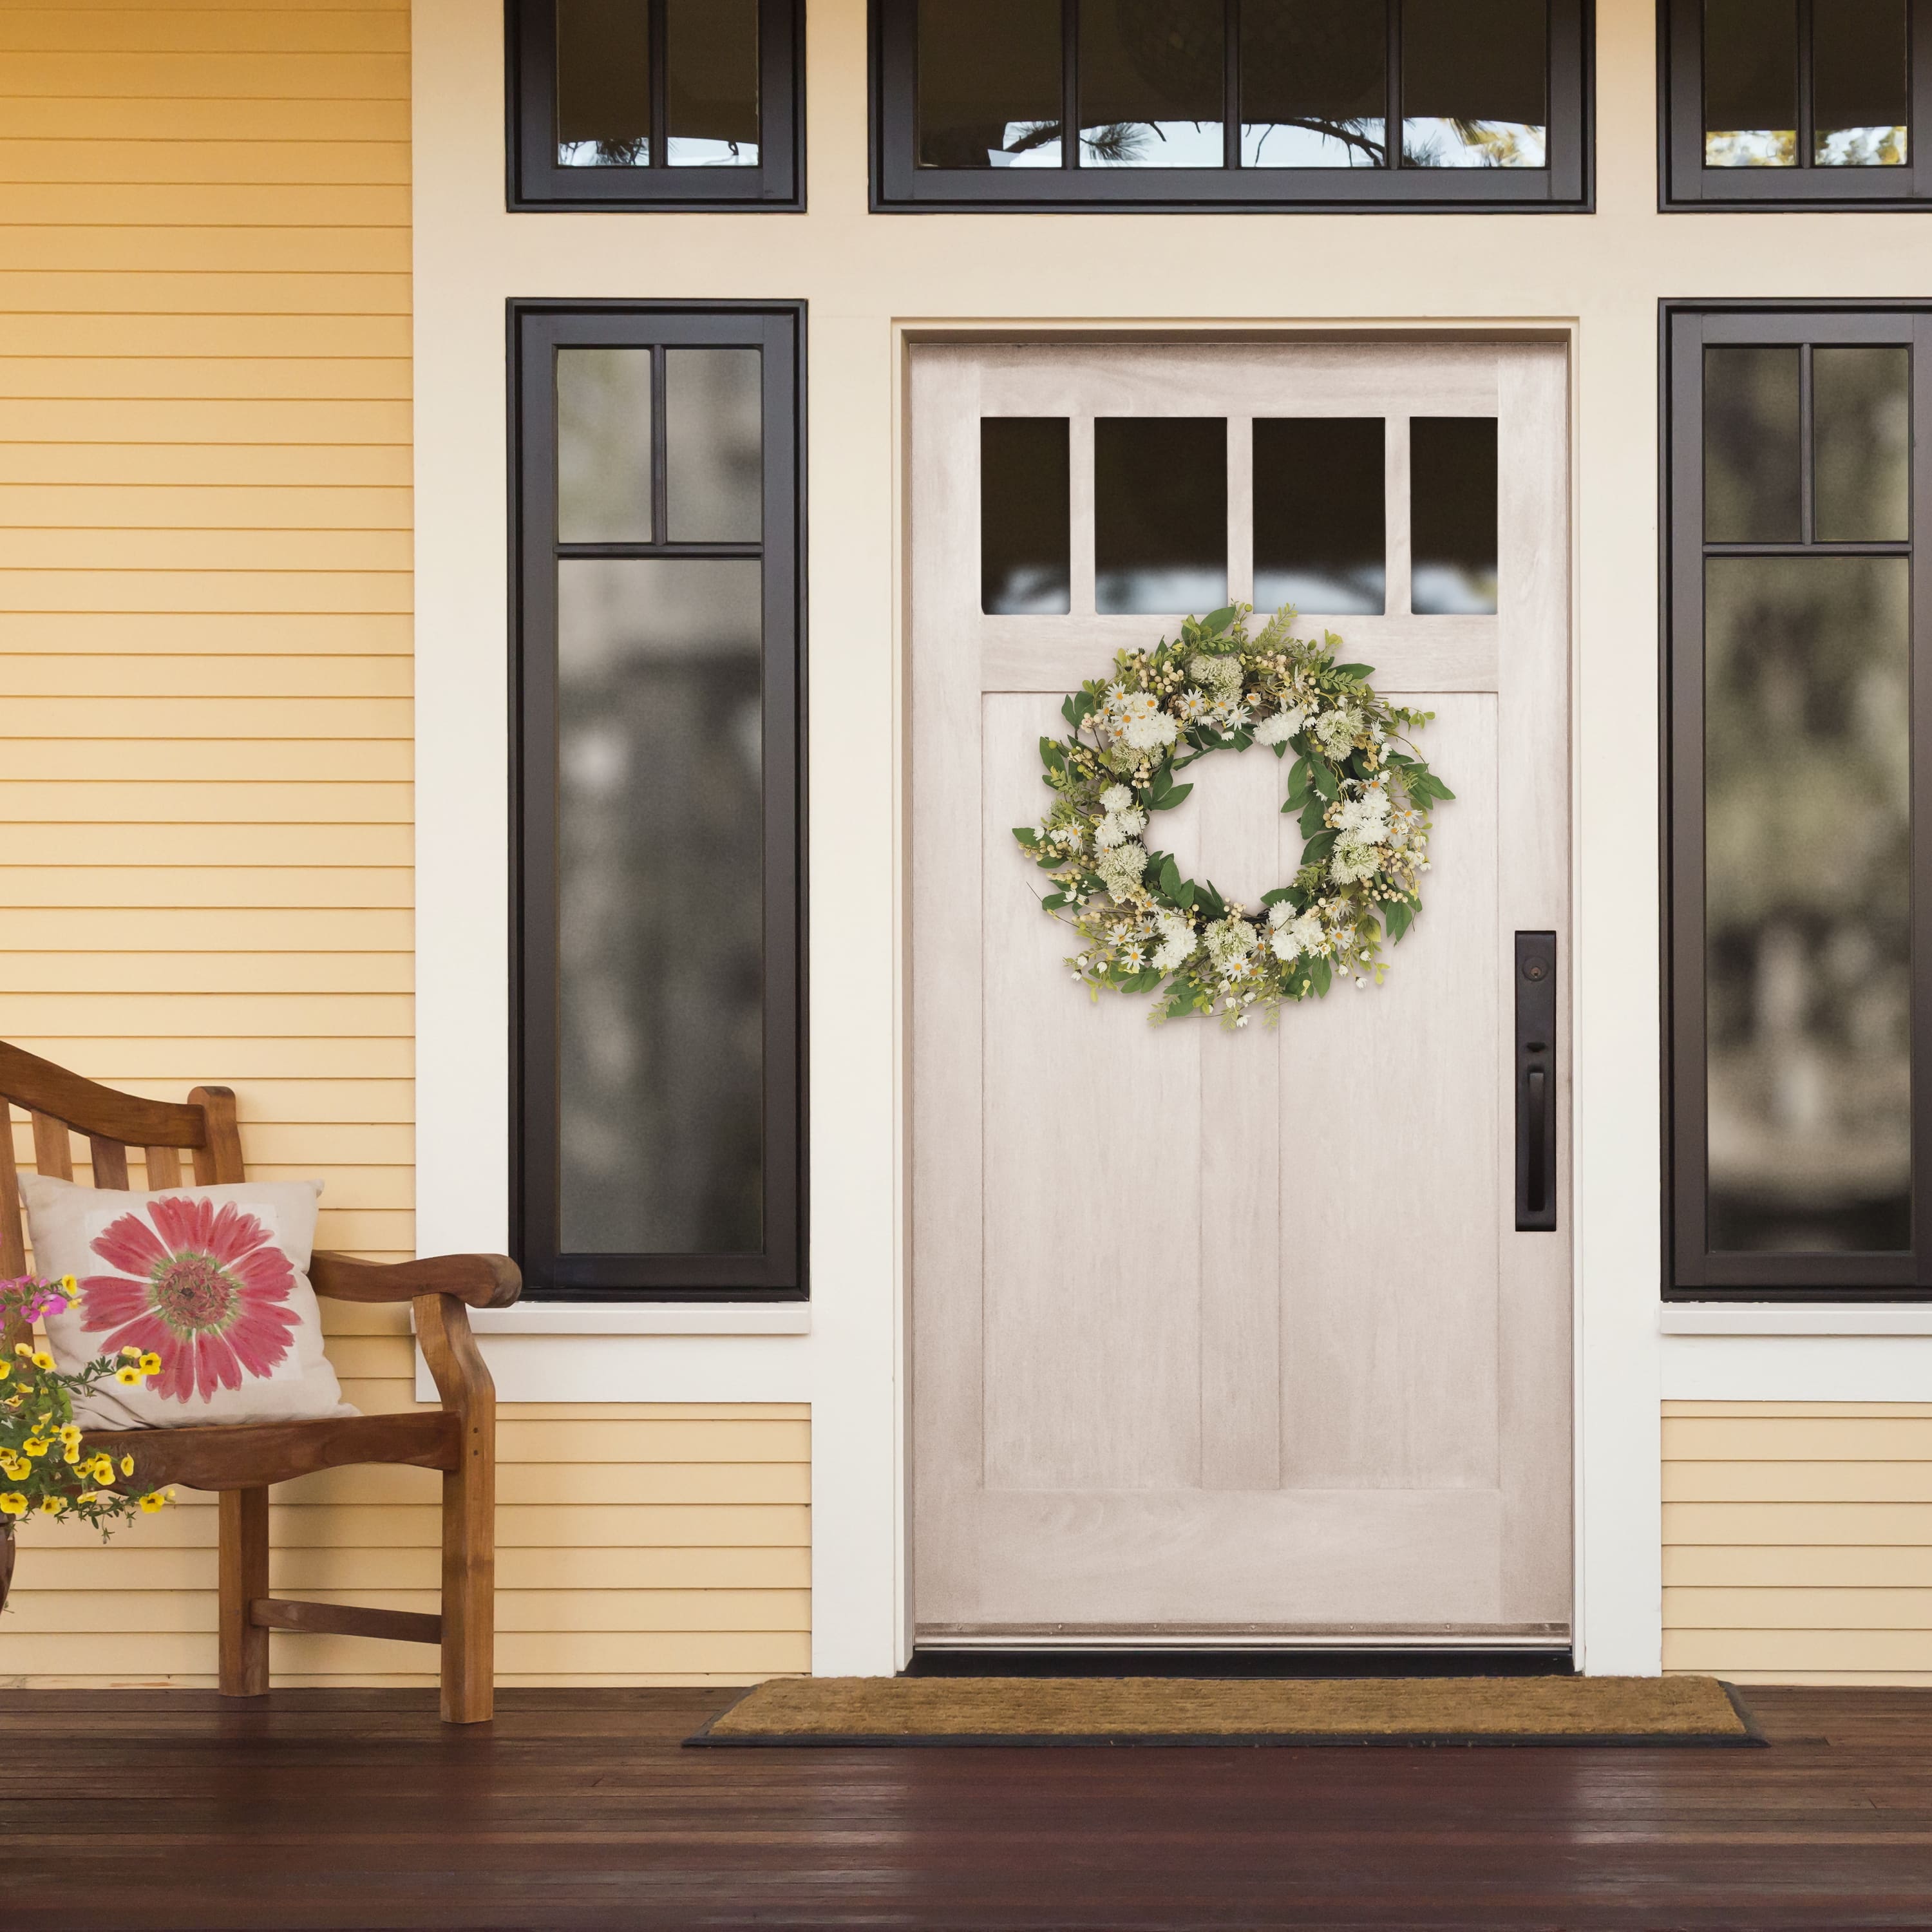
xmin=0 ymin=1039 xmax=520 ymax=1722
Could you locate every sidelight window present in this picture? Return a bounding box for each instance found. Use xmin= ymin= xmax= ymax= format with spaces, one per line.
xmin=1665 ymin=306 xmax=1932 ymax=1296
xmin=513 ymin=305 xmax=804 ymax=1298
xmin=874 ymin=0 xmax=1592 ymax=209
xmin=509 ymin=0 xmax=802 ymax=208
xmin=1662 ymin=0 xmax=1931 ymax=206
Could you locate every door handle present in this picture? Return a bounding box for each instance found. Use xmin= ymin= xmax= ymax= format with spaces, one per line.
xmin=1515 ymin=933 xmax=1557 ymax=1233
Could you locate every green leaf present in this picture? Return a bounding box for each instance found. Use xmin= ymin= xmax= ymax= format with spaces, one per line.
xmin=1309 ymin=957 xmax=1333 ymax=997
xmin=1202 ymin=605 xmax=1238 ymax=635
xmin=1332 ymin=663 xmax=1374 ymax=679
xmin=1285 ymin=756 xmax=1312 ymax=806
xmin=1311 ymin=759 xmax=1339 ymax=802
xmin=1175 ymin=880 xmax=1197 ymax=910
xmin=1260 ymin=886 xmax=1294 ymax=907
xmin=1158 ymin=855 xmax=1182 ymax=900
xmin=1013 ymin=828 xmax=1038 ymax=847
xmin=1150 ymin=781 xmax=1192 ymax=811
xmin=1302 ymin=830 xmax=1338 ymax=866
xmin=1039 ymin=737 xmax=1066 ymax=773
xmin=1384 ymin=900 xmax=1416 ymax=945
xmin=1298 ymin=794 xmax=1326 ymax=838
xmin=1041 ymin=893 xmax=1068 ymax=912
xmin=1198 ymin=883 xmax=1227 ymax=922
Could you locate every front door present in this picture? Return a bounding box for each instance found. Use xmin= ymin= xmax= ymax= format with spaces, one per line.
xmin=910 ymin=339 xmax=1571 ymax=1644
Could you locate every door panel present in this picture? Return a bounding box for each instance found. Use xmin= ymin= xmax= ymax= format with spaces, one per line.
xmin=911 ymin=339 xmax=1571 ymax=1642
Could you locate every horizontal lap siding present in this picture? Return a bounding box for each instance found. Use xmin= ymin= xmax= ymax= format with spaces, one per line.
xmin=0 ymin=1 xmax=810 ymax=1690
xmin=1663 ymin=1403 xmax=1932 ymax=1685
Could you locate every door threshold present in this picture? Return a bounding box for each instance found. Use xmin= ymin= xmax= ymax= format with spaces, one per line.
xmin=904 ymin=1647 xmax=1577 ymax=1680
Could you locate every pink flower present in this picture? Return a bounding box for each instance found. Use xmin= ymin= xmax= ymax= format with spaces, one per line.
xmin=80 ymin=1198 xmax=299 ymax=1404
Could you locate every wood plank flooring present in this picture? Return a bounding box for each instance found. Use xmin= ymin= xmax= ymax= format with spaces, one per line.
xmin=2 ymin=1685 xmax=1930 ymax=1929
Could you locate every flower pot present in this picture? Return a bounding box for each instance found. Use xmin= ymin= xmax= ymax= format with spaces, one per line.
xmin=0 ymin=1523 xmax=13 ymax=1618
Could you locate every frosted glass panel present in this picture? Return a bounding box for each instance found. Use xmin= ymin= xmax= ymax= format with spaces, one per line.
xmin=556 ymin=557 xmax=765 ymax=1255
xmin=1814 ymin=347 xmax=1911 ymax=542
xmin=1704 ymin=346 xmax=1801 ymax=545
xmin=1705 ymin=556 xmax=1911 ymax=1253
xmin=666 ymin=348 xmax=762 ymax=542
xmin=556 ymin=348 xmax=654 ymax=544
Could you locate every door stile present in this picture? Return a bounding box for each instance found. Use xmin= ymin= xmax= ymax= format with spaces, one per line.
xmin=910 ymin=350 xmax=992 ymax=1616
xmin=1492 ymin=342 xmax=1575 ymax=1627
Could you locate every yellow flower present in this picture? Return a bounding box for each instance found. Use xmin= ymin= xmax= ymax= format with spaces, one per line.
xmin=91 ymin=1456 xmax=115 ymax=1483
xmin=12 ymin=1341 xmax=29 ymax=1357
xmin=58 ymin=1275 xmax=75 ymax=1294
xmin=39 ymin=1495 xmax=66 ymax=1515
xmin=21 ymin=1438 xmax=47 ymax=1458
xmin=61 ymin=1446 xmax=80 ymax=1464
xmin=0 ymin=1361 xmax=11 ymax=1381
xmin=120 ymin=1454 xmax=135 ymax=1477
xmin=57 ymin=1424 xmax=80 ymax=1445
xmin=139 ymin=1354 xmax=162 ymax=1375
xmin=119 ymin=1345 xmax=142 ymax=1360
xmin=138 ymin=1492 xmax=166 ymax=1514
xmin=0 ymin=1493 xmax=25 ymax=1517
xmin=75 ymin=1491 xmax=96 ymax=1505
xmin=115 ymin=1367 xmax=142 ymax=1387
xmin=30 ymin=1352 xmax=53 ymax=1372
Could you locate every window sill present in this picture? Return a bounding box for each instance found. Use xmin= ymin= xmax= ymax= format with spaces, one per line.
xmin=461 ymin=1302 xmax=811 ymax=1337
xmin=1662 ymin=1305 xmax=1932 ymax=1337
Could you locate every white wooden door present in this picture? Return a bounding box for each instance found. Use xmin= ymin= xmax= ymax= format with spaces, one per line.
xmin=910 ymin=340 xmax=1571 ymax=1643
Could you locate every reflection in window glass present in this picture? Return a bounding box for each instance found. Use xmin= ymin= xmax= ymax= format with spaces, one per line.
xmin=556 ymin=0 xmax=652 ymax=166
xmin=1253 ymin=418 xmax=1385 ymax=613
xmin=666 ymin=0 xmax=759 ymax=166
xmin=1814 ymin=0 xmax=1909 ymax=166
xmin=1079 ymin=0 xmax=1225 ymax=167
xmin=1401 ymin=0 xmax=1547 ymax=168
xmin=556 ymin=558 xmax=766 ymax=1256
xmin=556 ymin=348 xmax=654 ymax=544
xmin=666 ymin=349 xmax=762 ymax=542
xmin=981 ymin=419 xmax=1071 ymax=614
xmin=1704 ymin=346 xmax=1801 ymax=545
xmin=918 ymin=0 xmax=1063 ymax=167
xmin=1704 ymin=557 xmax=1911 ymax=1253
xmin=1703 ymin=0 xmax=1798 ymax=166
xmin=1814 ymin=347 xmax=1911 ymax=543
xmin=1241 ymin=0 xmax=1387 ymax=167
xmin=1094 ymin=417 xmax=1227 ymax=613
xmin=1410 ymin=417 xmax=1497 ymax=614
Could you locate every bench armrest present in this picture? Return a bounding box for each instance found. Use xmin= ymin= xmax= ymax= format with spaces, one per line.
xmin=310 ymin=1251 xmax=522 ymax=1310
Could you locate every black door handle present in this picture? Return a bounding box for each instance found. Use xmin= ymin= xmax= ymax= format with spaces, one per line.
xmin=1516 ymin=933 xmax=1557 ymax=1233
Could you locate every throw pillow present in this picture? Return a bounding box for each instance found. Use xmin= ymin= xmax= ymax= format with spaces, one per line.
xmin=18 ymin=1175 xmax=355 ymax=1429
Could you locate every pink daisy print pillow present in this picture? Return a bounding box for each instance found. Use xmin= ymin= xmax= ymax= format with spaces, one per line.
xmin=19 ymin=1175 xmax=354 ymax=1430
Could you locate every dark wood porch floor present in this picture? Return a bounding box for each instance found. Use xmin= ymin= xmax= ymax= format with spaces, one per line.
xmin=5 ymin=1685 xmax=1931 ymax=1929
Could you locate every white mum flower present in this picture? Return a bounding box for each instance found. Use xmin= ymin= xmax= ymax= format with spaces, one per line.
xmin=1112 ymin=806 xmax=1147 ymax=838
xmin=1255 ymin=706 xmax=1305 ymax=746
xmin=1270 ymin=911 xmax=1326 ymax=962
xmin=1335 ymin=788 xmax=1393 ymax=844
xmin=1312 ymin=705 xmax=1363 ymax=755
xmin=1094 ymin=815 xmax=1126 ymax=849
xmin=1151 ymin=914 xmax=1197 ymax=974
xmin=1100 ymin=784 xmax=1133 ymax=813
xmin=1122 ymin=711 xmax=1179 ymax=752
xmin=1095 ymin=842 xmax=1149 ymax=897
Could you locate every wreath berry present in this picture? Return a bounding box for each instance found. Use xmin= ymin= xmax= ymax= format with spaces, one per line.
xmin=1012 ymin=603 xmax=1455 ymax=1029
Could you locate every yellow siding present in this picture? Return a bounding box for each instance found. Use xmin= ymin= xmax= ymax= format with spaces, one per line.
xmin=1664 ymin=1403 xmax=1932 ymax=1685
xmin=0 ymin=0 xmax=808 ymax=1687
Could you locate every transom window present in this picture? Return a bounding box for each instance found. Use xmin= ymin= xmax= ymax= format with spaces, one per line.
xmin=1662 ymin=0 xmax=1932 ymax=206
xmin=510 ymin=0 xmax=802 ymax=209
xmin=1665 ymin=305 xmax=1932 ymax=1297
xmin=978 ymin=411 xmax=1498 ymax=616
xmin=873 ymin=0 xmax=1592 ymax=209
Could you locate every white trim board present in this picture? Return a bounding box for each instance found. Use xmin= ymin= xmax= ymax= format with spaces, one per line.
xmin=1661 ymin=1335 xmax=1932 ymax=1403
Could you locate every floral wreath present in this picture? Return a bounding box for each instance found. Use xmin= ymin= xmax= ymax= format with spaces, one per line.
xmin=1012 ymin=603 xmax=1454 ymax=1029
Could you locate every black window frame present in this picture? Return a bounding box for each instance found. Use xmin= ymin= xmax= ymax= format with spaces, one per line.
xmin=508 ymin=0 xmax=804 ymax=211
xmin=1660 ymin=0 xmax=1932 ymax=209
xmin=510 ymin=300 xmax=807 ymax=1301
xmin=870 ymin=0 xmax=1593 ymax=212
xmin=1663 ymin=300 xmax=1932 ymax=1301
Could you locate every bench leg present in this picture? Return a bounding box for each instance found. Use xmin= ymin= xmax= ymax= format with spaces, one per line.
xmin=440 ymin=1417 xmax=495 ymax=1724
xmin=218 ymin=1487 xmax=269 ymax=1697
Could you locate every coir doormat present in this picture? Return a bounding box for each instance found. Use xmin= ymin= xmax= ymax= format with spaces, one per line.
xmin=688 ymin=1674 xmax=1763 ymax=1748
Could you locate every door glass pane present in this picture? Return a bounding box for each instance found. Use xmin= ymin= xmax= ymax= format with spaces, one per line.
xmin=1078 ymin=0 xmax=1225 ymax=167
xmin=1814 ymin=0 xmax=1909 ymax=166
xmin=1241 ymin=0 xmax=1387 ymax=168
xmin=1703 ymin=346 xmax=1801 ymax=544
xmin=1814 ymin=346 xmax=1911 ymax=543
xmin=1253 ymin=417 xmax=1385 ymax=613
xmin=1409 ymin=417 xmax=1497 ymax=614
xmin=982 ymin=418 xmax=1071 ymax=614
xmin=1401 ymin=0 xmax=1547 ymax=169
xmin=1703 ymin=0 xmax=1798 ymax=167
xmin=556 ymin=0 xmax=651 ymax=166
xmin=918 ymin=0 xmax=1064 ymax=167
xmin=1704 ymin=556 xmax=1911 ymax=1253
xmin=665 ymin=348 xmax=762 ymax=542
xmin=556 ymin=348 xmax=654 ymax=544
xmin=666 ymin=0 xmax=759 ymax=166
xmin=1094 ymin=417 xmax=1227 ymax=613
xmin=556 ymin=557 xmax=766 ymax=1255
